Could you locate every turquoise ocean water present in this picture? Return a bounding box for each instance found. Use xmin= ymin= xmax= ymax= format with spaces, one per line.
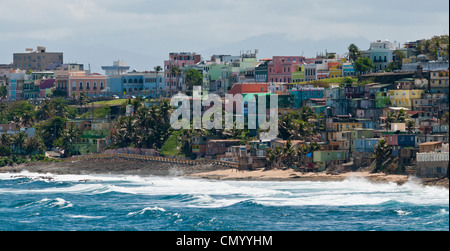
xmin=0 ymin=171 xmax=448 ymax=231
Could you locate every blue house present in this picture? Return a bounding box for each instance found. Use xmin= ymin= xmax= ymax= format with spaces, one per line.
xmin=353 ymin=138 xmax=383 ymax=152
xmin=107 ymin=72 xmax=165 ymax=98
xmin=289 ymin=85 xmax=324 ymax=108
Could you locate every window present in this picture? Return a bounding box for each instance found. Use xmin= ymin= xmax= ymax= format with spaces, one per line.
xmin=79 ymin=82 xmax=83 ymax=90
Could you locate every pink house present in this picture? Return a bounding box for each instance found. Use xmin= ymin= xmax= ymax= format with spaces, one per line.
xmin=68 ymin=73 xmax=106 ymax=97
xmin=164 ymin=52 xmax=201 ymax=96
xmin=267 ymin=56 xmax=305 ymax=83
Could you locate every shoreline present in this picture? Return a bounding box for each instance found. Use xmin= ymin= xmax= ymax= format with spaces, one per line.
xmin=0 ymin=158 xmax=448 ymax=189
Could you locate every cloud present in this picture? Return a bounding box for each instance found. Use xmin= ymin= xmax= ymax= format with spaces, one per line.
xmin=0 ymin=0 xmax=448 ymax=69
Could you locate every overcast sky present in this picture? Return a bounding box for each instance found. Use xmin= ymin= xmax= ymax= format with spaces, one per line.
xmin=0 ymin=0 xmax=448 ymax=72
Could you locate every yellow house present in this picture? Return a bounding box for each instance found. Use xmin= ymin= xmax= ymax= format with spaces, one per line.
xmin=326 ymin=122 xmax=363 ymax=132
xmin=389 ymin=89 xmax=424 ymax=109
xmin=329 ymin=62 xmax=343 ymax=78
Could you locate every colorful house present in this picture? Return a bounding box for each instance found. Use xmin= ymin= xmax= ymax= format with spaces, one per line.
xmin=328 ymin=62 xmax=343 ymax=78
xmin=313 ymin=150 xmax=349 ymax=171
xmin=268 ymin=56 xmax=305 ymax=83
xmin=326 ymin=122 xmax=363 ymax=132
xmin=289 ymin=85 xmax=324 ymax=108
xmin=69 ymin=74 xmax=106 ymax=98
xmin=353 ymin=138 xmax=383 ymax=152
xmin=292 ymin=65 xmax=305 ymax=83
xmin=389 ymin=90 xmax=425 ymax=109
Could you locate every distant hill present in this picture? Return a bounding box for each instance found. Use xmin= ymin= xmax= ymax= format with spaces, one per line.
xmin=200 ymin=33 xmax=371 ymax=60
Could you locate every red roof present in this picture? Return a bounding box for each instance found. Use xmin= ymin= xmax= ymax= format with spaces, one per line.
xmin=406 ymin=111 xmax=424 ymax=116
xmin=228 ymin=83 xmax=268 ymax=95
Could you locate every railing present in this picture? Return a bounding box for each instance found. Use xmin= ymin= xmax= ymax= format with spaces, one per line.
xmin=62 ymin=153 xmax=239 ymax=168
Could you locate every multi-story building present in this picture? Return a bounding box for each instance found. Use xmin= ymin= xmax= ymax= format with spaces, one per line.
xmin=429 ymin=70 xmax=449 ymax=94
xmin=68 ymin=73 xmax=106 ymax=98
xmin=292 ymin=65 xmax=305 ymax=83
xmin=328 ymin=61 xmax=343 ymax=78
xmin=361 ymin=40 xmax=403 ymax=71
xmin=164 ymin=52 xmax=201 ymax=96
xmin=389 ymin=89 xmax=425 ymax=109
xmin=107 ymin=71 xmax=165 ymax=98
xmin=13 ymin=47 xmax=63 ymax=71
xmin=102 ymin=60 xmax=130 ymax=76
xmin=267 ymin=56 xmax=305 ymax=83
xmin=289 ymin=85 xmax=325 ymax=108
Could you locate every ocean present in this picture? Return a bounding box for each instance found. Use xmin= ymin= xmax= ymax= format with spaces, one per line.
xmin=0 ymin=171 xmax=448 ymax=231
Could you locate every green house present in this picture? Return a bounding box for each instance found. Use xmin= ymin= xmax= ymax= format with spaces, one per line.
xmin=313 ymin=150 xmax=348 ymax=171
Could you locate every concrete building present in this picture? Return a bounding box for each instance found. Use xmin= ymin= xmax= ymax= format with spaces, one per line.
xmin=267 ymin=56 xmax=305 ymax=83
xmin=69 ymin=73 xmax=106 ymax=98
xmin=416 ymin=143 xmax=448 ymax=178
xmin=361 ymin=40 xmax=400 ymax=71
xmin=102 ymin=60 xmax=130 ymax=76
xmin=107 ymin=71 xmax=165 ymax=98
xmin=164 ymin=52 xmax=201 ymax=96
xmin=13 ymin=47 xmax=63 ymax=71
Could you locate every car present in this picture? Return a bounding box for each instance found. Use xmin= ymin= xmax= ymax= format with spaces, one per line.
xmin=112 ymin=95 xmax=120 ymax=99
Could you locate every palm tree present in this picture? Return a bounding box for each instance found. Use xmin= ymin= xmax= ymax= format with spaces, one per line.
xmin=266 ymin=146 xmax=283 ymax=170
xmin=25 ymin=135 xmax=46 ymax=155
xmin=385 ymin=111 xmax=396 ymax=132
xmin=12 ymin=132 xmax=26 ymax=154
xmin=54 ymin=123 xmax=81 ymax=157
xmin=0 ymin=102 xmax=7 ymax=121
xmin=396 ymin=109 xmax=408 ymax=123
xmin=372 ymin=139 xmax=392 ymax=173
xmin=348 ymin=44 xmax=361 ymax=63
xmin=0 ymin=134 xmax=12 ymax=149
xmin=154 ymin=66 xmax=162 ymax=98
xmin=406 ymin=120 xmax=416 ymax=133
xmin=78 ymin=93 xmax=89 ymax=114
xmin=171 ymin=66 xmax=182 ymax=94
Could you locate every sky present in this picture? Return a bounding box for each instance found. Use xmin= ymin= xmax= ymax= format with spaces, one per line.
xmin=0 ymin=0 xmax=448 ymax=72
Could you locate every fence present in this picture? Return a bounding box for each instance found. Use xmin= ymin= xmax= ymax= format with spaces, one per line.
xmin=417 ymin=152 xmax=449 ymax=162
xmin=63 ymin=153 xmax=239 ymax=168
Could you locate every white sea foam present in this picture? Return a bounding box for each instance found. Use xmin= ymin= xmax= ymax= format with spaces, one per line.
xmin=38 ymin=198 xmax=73 ymax=209
xmin=68 ymin=215 xmax=106 ymax=219
xmin=1 ymin=171 xmax=448 ymax=208
xmin=127 ymin=206 xmax=166 ymax=216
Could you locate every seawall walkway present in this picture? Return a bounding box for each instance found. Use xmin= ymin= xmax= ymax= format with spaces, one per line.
xmin=63 ymin=153 xmax=239 ymax=169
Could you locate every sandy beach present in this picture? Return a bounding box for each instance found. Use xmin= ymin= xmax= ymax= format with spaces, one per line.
xmin=1 ymin=158 xmax=448 ymax=189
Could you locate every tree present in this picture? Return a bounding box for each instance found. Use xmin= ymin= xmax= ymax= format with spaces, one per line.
xmin=25 ymin=135 xmax=46 ymax=155
xmin=278 ymin=109 xmax=318 ymax=141
xmin=36 ymin=116 xmax=67 ymax=149
xmin=185 ymin=68 xmax=203 ymax=91
xmin=54 ymin=123 xmax=81 ymax=157
xmin=171 ymin=66 xmax=182 ymax=93
xmin=354 ymin=57 xmax=374 ymax=74
xmin=78 ymin=93 xmax=90 ymax=113
xmin=154 ymin=66 xmax=163 ymax=98
xmin=0 ymin=86 xmax=7 ymax=100
xmin=12 ymin=132 xmax=26 ymax=154
xmin=396 ymin=109 xmax=408 ymax=123
xmin=385 ymin=111 xmax=396 ymax=132
xmin=373 ymin=139 xmax=392 ymax=173
xmin=406 ymin=120 xmax=416 ymax=133
xmin=0 ymin=102 xmax=7 ymax=122
xmin=348 ymin=44 xmax=361 ymax=63
xmin=385 ymin=50 xmax=406 ymax=72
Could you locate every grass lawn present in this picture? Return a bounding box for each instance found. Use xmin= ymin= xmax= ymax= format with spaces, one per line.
xmin=92 ymin=99 xmax=128 ymax=106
